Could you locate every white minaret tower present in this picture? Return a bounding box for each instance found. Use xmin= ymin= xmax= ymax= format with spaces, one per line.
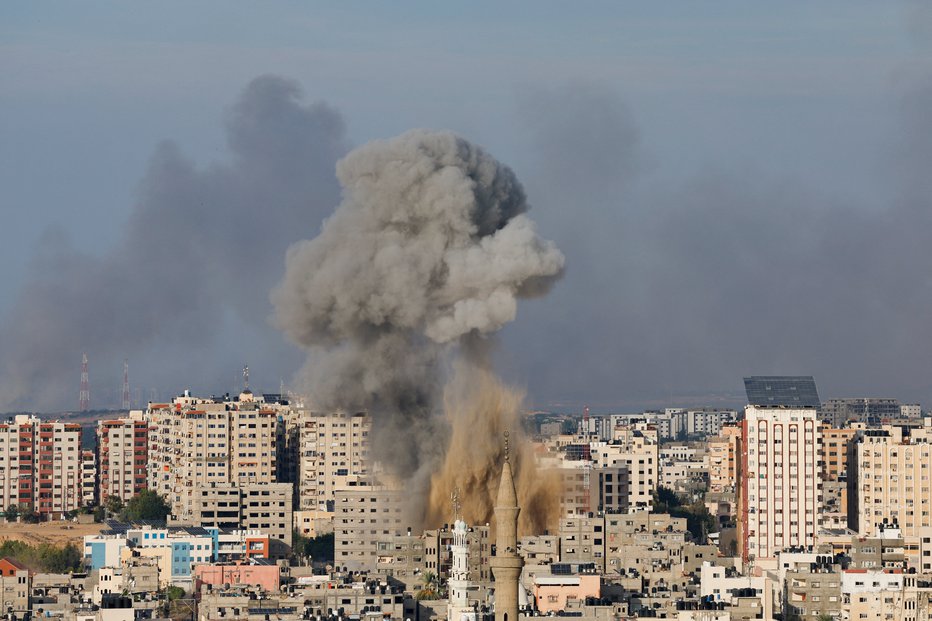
xmin=448 ymin=487 xmax=477 ymax=621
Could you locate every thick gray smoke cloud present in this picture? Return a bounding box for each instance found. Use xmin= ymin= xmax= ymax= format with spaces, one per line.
xmin=273 ymin=129 xmax=564 ymax=477
xmin=0 ymin=75 xmax=348 ymax=411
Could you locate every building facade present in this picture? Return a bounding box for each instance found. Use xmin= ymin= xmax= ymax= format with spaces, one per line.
xmin=0 ymin=415 xmax=82 ymax=516
xmin=97 ymin=413 xmax=148 ymax=504
xmin=740 ymin=405 xmax=822 ymax=564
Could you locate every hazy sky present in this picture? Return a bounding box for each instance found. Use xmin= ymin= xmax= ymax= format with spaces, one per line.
xmin=3 ymin=2 xmax=932 ymax=411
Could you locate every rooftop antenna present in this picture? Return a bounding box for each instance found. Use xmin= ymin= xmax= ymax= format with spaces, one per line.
xmin=121 ymin=360 xmax=131 ymax=410
xmin=243 ymin=364 xmax=249 ymax=392
xmin=79 ymin=353 xmax=90 ymax=411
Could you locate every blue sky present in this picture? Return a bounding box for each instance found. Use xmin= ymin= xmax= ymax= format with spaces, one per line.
xmin=2 ymin=2 xmax=931 ymax=410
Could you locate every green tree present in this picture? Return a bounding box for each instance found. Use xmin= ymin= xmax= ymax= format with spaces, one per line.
xmin=4 ymin=504 xmax=18 ymax=521
xmin=416 ymin=571 xmax=443 ymax=600
xmin=105 ymin=495 xmax=124 ymax=515
xmin=120 ymin=490 xmax=171 ymax=522
xmin=652 ymin=486 xmax=717 ymax=542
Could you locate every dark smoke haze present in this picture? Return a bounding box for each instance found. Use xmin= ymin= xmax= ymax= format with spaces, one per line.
xmin=0 ymin=76 xmax=348 ymax=411
xmin=506 ymin=76 xmax=932 ymax=408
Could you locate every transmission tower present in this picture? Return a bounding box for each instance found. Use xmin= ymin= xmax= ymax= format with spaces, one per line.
xmin=121 ymin=360 xmax=131 ymax=410
xmin=79 ymin=353 xmax=90 ymax=411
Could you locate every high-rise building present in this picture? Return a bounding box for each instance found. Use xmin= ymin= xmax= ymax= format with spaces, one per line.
xmin=147 ymin=391 xmax=283 ymax=524
xmin=0 ymin=415 xmax=82 ymax=516
xmin=333 ymin=486 xmax=406 ymax=572
xmin=739 ymin=405 xmax=822 ymax=564
xmin=297 ymin=412 xmax=371 ymax=512
xmin=821 ymin=425 xmax=859 ymax=530
xmin=97 ymin=412 xmax=148 ymax=504
xmin=857 ymin=422 xmax=932 ymax=538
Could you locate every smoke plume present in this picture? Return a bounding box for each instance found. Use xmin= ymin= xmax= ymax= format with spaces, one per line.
xmin=273 ymin=129 xmax=564 ymax=530
xmin=0 ymin=75 xmax=347 ymax=410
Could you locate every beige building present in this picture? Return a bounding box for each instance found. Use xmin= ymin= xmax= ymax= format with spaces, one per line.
xmin=334 ymin=486 xmax=406 ymax=571
xmin=740 ymin=405 xmax=822 ymax=564
xmin=591 ymin=425 xmax=658 ymax=512
xmin=857 ymin=421 xmax=932 ymax=538
xmin=191 ymin=482 xmax=294 ymax=547
xmin=707 ymin=424 xmax=741 ymax=494
xmin=297 ymin=412 xmax=371 ymax=512
xmin=147 ymin=391 xmax=282 ymax=523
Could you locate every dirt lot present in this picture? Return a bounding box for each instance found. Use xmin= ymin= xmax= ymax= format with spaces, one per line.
xmin=0 ymin=521 xmax=104 ymax=546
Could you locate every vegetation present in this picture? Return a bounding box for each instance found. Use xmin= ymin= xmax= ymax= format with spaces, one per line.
xmin=652 ymin=485 xmax=717 ymax=542
xmin=415 ymin=571 xmax=445 ymax=600
xmin=292 ymin=531 xmax=335 ymax=562
xmin=120 ymin=490 xmax=171 ymax=522
xmin=0 ymin=540 xmax=83 ymax=573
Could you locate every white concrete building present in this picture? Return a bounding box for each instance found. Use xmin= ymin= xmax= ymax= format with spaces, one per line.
xmin=592 ymin=426 xmax=658 ymax=512
xmin=741 ymin=405 xmax=822 ymax=564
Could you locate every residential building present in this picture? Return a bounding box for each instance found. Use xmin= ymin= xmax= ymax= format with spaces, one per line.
xmin=592 ymin=425 xmax=658 ymax=512
xmin=0 ymin=558 xmax=30 ymax=618
xmin=740 ymin=405 xmax=822 ymax=564
xmin=857 ymin=421 xmax=932 ymax=537
xmin=822 ymin=398 xmax=902 ymax=427
xmin=707 ymin=425 xmax=741 ymax=494
xmin=147 ymin=391 xmax=282 ymax=524
xmin=191 ymin=482 xmax=293 ymax=548
xmin=686 ymin=409 xmax=739 ymax=437
xmin=297 ymin=411 xmax=371 ymax=512
xmin=0 ymin=415 xmax=82 ymax=516
xmin=97 ymin=413 xmax=148 ymax=504
xmin=333 ymin=487 xmax=406 ymax=572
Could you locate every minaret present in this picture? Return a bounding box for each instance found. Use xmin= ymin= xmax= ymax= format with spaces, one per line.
xmin=491 ymin=432 xmax=523 ymax=621
xmin=448 ymin=488 xmax=476 ymax=621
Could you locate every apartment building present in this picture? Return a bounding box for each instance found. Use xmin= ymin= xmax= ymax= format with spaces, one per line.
xmin=334 ymin=487 xmax=406 ymax=572
xmin=857 ymin=421 xmax=932 ymax=538
xmin=686 ymin=409 xmax=739 ymax=437
xmin=707 ymin=424 xmax=741 ymax=494
xmin=191 ymin=482 xmax=294 ymax=548
xmin=740 ymin=405 xmax=822 ymax=564
xmin=297 ymin=412 xmax=371 ymax=512
xmin=147 ymin=391 xmax=281 ymax=524
xmin=0 ymin=415 xmax=82 ymax=516
xmin=97 ymin=412 xmax=148 ymax=504
xmin=592 ymin=425 xmax=658 ymax=512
